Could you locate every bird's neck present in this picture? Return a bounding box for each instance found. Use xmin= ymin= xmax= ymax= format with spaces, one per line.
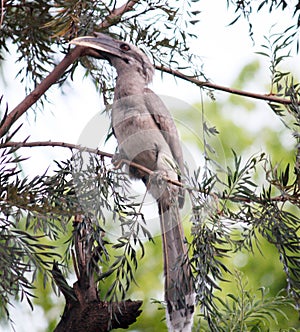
xmin=114 ymin=71 xmax=147 ymax=99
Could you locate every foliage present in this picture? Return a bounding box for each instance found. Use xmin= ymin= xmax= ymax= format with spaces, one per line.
xmin=0 ymin=1 xmax=300 ymax=331
xmin=227 ymin=0 xmax=300 ymax=40
xmin=181 ymin=49 xmax=300 ymax=329
xmin=0 ymin=134 xmax=62 ymax=320
xmin=195 ymin=271 xmax=295 ymax=332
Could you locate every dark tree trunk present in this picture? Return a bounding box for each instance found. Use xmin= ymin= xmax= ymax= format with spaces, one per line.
xmin=52 ymin=216 xmax=142 ymax=332
xmin=53 ymin=278 xmax=142 ymax=332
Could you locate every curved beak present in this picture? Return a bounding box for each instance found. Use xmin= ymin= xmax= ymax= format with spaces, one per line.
xmin=70 ymin=33 xmax=121 ymax=58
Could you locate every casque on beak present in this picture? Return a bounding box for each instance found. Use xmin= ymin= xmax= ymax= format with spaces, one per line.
xmin=70 ymin=33 xmax=123 ymax=59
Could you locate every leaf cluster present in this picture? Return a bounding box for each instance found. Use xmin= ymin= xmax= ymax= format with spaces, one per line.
xmin=187 ymin=104 xmax=300 ymax=329
xmin=257 ymin=26 xmax=298 ymax=95
xmin=0 ymin=136 xmax=65 ymax=319
xmin=195 ymin=271 xmax=295 ymax=332
xmin=1 ymin=1 xmax=55 ymax=90
xmin=226 ymin=0 xmax=299 ymax=39
xmin=52 ymin=151 xmax=154 ymax=303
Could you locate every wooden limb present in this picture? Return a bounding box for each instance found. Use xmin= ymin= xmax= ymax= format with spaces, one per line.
xmin=99 ymin=0 xmax=140 ymax=29
xmin=0 ymin=140 xmax=114 ymax=159
xmin=52 ymin=264 xmax=142 ymax=332
xmin=53 ymin=215 xmax=142 ymax=332
xmin=2 ymin=139 xmax=298 ymax=205
xmin=156 ymin=65 xmax=298 ymax=105
xmin=73 ymin=215 xmax=98 ymax=302
xmin=54 ymin=297 xmax=142 ymax=332
xmin=52 ymin=261 xmax=77 ymax=304
xmin=0 ymin=0 xmax=5 ymax=27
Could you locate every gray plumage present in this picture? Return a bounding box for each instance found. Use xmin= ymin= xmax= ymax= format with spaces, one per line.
xmin=71 ymin=33 xmax=195 ymax=332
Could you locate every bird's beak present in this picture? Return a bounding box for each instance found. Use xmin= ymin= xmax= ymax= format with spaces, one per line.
xmin=70 ymin=33 xmax=121 ymax=58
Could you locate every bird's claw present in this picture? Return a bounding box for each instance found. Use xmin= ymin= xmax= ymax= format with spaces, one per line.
xmin=148 ymin=170 xmax=167 ymax=188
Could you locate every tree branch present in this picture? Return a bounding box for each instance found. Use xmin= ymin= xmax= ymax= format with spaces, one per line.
xmin=0 ymin=0 xmax=140 ymax=139
xmin=1 ymin=140 xmax=114 ymax=158
xmin=52 ymin=213 xmax=143 ymax=331
xmin=52 ymin=260 xmax=142 ymax=332
xmin=2 ymin=140 xmax=297 ymax=206
xmin=99 ymin=0 xmax=139 ymax=29
xmin=0 ymin=0 xmax=5 ymax=28
xmin=0 ymin=140 xmax=183 ymax=187
xmin=156 ymin=65 xmax=297 ymax=105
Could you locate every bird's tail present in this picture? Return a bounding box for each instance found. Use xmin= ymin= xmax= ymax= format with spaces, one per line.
xmin=158 ymin=200 xmax=195 ymax=332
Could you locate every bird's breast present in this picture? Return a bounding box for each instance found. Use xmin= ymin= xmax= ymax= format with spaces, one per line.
xmin=112 ymin=95 xmax=158 ymax=140
xmin=111 ymin=96 xmax=173 ymax=171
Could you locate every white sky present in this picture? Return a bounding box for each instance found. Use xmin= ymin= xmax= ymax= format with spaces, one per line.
xmin=1 ymin=1 xmax=300 ymax=331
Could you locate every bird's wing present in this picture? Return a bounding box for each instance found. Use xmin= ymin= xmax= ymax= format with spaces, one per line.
xmin=144 ymin=88 xmax=184 ymax=175
xmin=144 ymin=88 xmax=185 ymax=207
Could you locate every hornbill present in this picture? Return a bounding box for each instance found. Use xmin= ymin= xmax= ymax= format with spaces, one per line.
xmin=70 ymin=33 xmax=195 ymax=332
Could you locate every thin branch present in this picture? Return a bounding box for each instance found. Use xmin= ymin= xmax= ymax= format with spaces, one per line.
xmin=0 ymin=139 xmax=178 ymax=185
xmin=71 ymin=249 xmax=80 ymax=281
xmin=1 ymin=140 xmax=297 ymax=206
xmin=0 ymin=140 xmax=182 ymax=187
xmin=0 ymin=140 xmax=113 ymax=158
xmin=52 ymin=262 xmax=77 ymax=303
xmin=0 ymin=0 xmax=140 ymax=138
xmin=99 ymin=0 xmax=139 ymax=29
xmin=0 ymin=0 xmax=4 ymax=28
xmin=156 ymin=65 xmax=297 ymax=105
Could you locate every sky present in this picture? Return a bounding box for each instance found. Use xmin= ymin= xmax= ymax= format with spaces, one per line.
xmin=1 ymin=1 xmax=300 ymax=331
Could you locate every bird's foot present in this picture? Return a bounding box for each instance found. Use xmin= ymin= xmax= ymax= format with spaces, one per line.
xmin=147 ymin=170 xmax=169 ymax=203
xmin=148 ymin=170 xmax=167 ymax=188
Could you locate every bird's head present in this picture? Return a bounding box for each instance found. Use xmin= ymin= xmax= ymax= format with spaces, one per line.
xmin=70 ymin=32 xmax=154 ymax=84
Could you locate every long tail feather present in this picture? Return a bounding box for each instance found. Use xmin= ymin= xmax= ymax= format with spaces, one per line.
xmin=159 ymin=200 xmax=195 ymax=332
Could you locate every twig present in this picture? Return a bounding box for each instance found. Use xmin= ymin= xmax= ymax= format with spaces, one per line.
xmin=99 ymin=0 xmax=139 ymax=29
xmin=156 ymin=65 xmax=297 ymax=105
xmin=71 ymin=249 xmax=80 ymax=281
xmin=0 ymin=140 xmax=113 ymax=158
xmin=51 ymin=262 xmax=77 ymax=303
xmin=0 ymin=0 xmax=4 ymax=28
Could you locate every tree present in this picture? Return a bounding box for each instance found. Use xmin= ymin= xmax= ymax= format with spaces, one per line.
xmin=0 ymin=0 xmax=300 ymax=331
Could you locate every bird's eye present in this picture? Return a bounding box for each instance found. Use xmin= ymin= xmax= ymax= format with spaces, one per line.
xmin=120 ymin=43 xmax=130 ymax=51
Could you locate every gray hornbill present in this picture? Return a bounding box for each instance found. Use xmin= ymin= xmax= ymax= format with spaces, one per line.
xmin=70 ymin=33 xmax=195 ymax=332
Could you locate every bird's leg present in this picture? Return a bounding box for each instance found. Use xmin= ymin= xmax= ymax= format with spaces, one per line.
xmin=147 ymin=170 xmax=169 ymax=204
xmin=148 ymin=169 xmax=166 ymax=187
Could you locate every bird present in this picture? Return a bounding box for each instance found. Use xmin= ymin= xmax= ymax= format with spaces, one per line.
xmin=70 ymin=32 xmax=195 ymax=332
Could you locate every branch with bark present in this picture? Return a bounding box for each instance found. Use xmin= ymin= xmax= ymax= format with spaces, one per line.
xmin=156 ymin=65 xmax=297 ymax=105
xmin=1 ymin=60 xmax=295 ymax=139
xmin=52 ymin=215 xmax=142 ymax=332
xmin=2 ymin=140 xmax=298 ymax=207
